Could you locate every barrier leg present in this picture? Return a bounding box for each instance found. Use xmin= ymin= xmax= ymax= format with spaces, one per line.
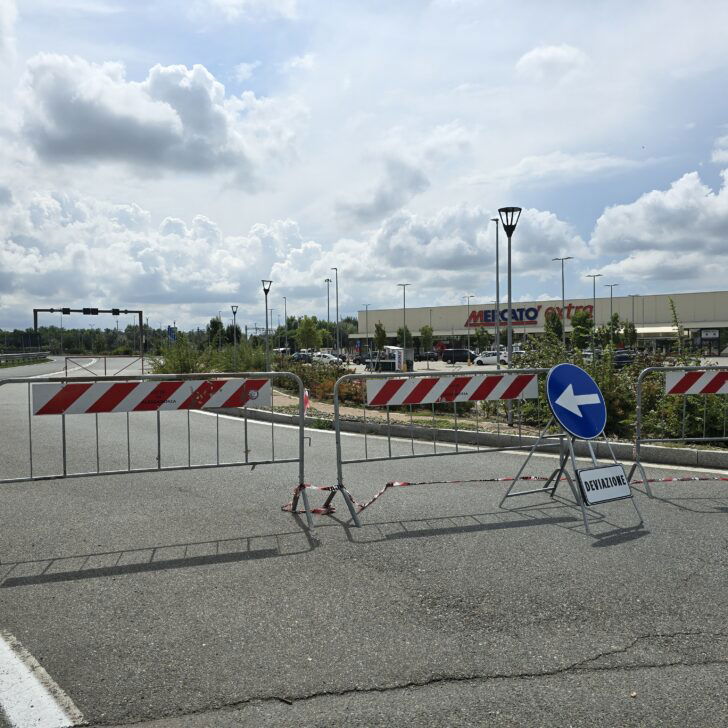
xmin=566 ymin=436 xmax=591 ymax=535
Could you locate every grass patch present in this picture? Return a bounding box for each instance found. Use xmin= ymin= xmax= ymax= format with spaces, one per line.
xmin=0 ymin=357 xmax=52 ymax=369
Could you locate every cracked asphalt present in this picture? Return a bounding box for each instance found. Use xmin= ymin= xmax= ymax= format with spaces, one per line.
xmin=1 ymin=359 xmax=727 ymax=727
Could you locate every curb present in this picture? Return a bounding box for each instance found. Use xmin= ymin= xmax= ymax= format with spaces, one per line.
xmin=215 ymin=406 xmax=728 ymax=470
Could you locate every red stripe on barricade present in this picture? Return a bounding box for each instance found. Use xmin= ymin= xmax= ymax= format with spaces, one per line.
xmin=370 ymin=379 xmax=406 ymax=406
xmin=700 ymin=371 xmax=728 ymax=394
xmin=222 ymin=379 xmax=267 ymax=407
xmin=36 ymin=383 xmax=93 ymax=415
xmin=133 ymin=381 xmax=185 ymax=411
xmin=468 ymin=375 xmax=502 ymax=401
xmin=500 ymin=374 xmax=534 ymax=399
xmin=87 ymin=382 xmax=138 ymax=413
xmin=668 ymin=371 xmax=703 ymax=394
xmin=437 ymin=376 xmax=471 ymax=402
xmin=178 ymin=380 xmax=225 ymax=409
xmin=402 ymin=378 xmax=439 ymax=405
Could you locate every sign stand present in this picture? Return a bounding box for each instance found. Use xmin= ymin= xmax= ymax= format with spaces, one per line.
xmin=500 ymin=364 xmax=644 ymax=536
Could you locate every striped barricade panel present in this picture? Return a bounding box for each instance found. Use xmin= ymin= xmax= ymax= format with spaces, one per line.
xmin=366 ymin=373 xmax=537 ymax=407
xmin=665 ymin=371 xmax=728 ymax=396
xmin=32 ymin=379 xmax=271 ymax=415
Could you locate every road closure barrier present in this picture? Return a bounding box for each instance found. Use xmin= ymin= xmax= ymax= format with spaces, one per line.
xmin=308 ymin=368 xmax=566 ymax=526
xmin=0 ymin=371 xmax=317 ymax=530
xmin=630 ymin=365 xmax=728 ymax=494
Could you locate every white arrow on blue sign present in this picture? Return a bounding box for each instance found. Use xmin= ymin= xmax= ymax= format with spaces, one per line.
xmin=546 ymin=363 xmax=606 ymax=440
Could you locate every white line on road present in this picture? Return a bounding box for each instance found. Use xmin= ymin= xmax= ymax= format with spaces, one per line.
xmin=191 ymin=409 xmax=727 ymax=475
xmin=0 ymin=631 xmax=85 ymax=728
xmin=24 ymin=359 xmax=99 ymax=380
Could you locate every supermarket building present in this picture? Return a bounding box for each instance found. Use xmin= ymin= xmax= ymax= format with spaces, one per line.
xmin=356 ymin=290 xmax=728 ymax=354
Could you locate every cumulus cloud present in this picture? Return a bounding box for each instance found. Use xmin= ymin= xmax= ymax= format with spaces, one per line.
xmin=589 ymin=169 xmax=728 ymax=285
xmin=0 ymin=0 xmax=17 ymax=64
xmin=233 ymin=61 xmax=261 ymax=81
xmin=515 ymin=44 xmax=588 ymax=83
xmin=471 ymin=151 xmax=642 ymax=188
xmin=19 ymin=55 xmax=302 ymax=187
xmin=337 ymin=158 xmax=430 ymax=224
xmin=711 ymin=134 xmax=728 ymax=164
xmin=197 ymin=0 xmax=297 ymax=21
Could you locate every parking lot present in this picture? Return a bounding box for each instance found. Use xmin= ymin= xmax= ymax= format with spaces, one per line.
xmin=1 ymin=358 xmax=727 ymax=727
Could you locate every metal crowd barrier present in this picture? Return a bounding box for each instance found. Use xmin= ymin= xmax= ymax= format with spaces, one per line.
xmin=324 ymin=368 xmax=562 ymax=525
xmin=0 ymin=371 xmax=315 ymax=529
xmin=64 ymin=355 xmax=146 ymax=376
xmin=0 ymin=351 xmax=50 ymax=364
xmin=629 ymin=365 xmax=728 ymax=495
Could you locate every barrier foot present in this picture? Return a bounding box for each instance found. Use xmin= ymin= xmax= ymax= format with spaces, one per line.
xmin=627 ymin=461 xmax=652 ymax=498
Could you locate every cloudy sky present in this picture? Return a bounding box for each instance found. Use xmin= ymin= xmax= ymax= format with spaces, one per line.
xmin=2 ymin=0 xmax=728 ymax=332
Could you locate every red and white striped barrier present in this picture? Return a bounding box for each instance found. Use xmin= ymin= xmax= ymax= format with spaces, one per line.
xmin=366 ymin=373 xmax=537 ymax=406
xmin=665 ymin=370 xmax=728 ymax=395
xmin=32 ymin=379 xmax=271 ymax=415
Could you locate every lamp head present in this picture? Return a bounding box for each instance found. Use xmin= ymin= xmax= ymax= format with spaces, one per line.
xmin=231 ymin=305 xmax=238 ymax=314
xmin=498 ymin=206 xmax=522 ymax=237
xmin=261 ymin=280 xmax=273 ymax=295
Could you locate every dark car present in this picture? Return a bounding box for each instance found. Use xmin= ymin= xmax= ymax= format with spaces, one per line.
xmin=613 ymin=349 xmax=637 ymax=368
xmin=415 ymin=351 xmax=438 ymax=362
xmin=441 ymin=348 xmax=478 ymax=364
xmin=291 ymin=351 xmax=312 ymax=363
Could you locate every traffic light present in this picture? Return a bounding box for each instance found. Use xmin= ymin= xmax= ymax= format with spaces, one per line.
xmin=111 ymin=308 xmax=120 ymax=316
xmin=82 ymin=308 xmax=91 ymax=315
xmin=61 ymin=308 xmax=71 ymax=315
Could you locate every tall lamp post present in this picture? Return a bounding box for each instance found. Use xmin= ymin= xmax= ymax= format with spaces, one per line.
xmin=464 ymin=294 xmax=475 ymax=362
xmin=282 ymin=296 xmax=288 ymax=353
xmin=491 ymin=217 xmax=501 ymax=361
xmin=498 ymin=207 xmax=521 ymax=368
xmin=628 ymin=294 xmax=641 ymax=349
xmin=552 ymin=256 xmax=573 ymax=349
xmin=397 ymin=283 xmax=410 ymax=370
xmin=262 ymin=280 xmax=272 ymax=370
xmin=231 ymin=305 xmax=238 ymax=370
xmin=330 ymin=267 xmax=340 ymax=354
xmin=605 ymin=283 xmax=619 ymax=346
xmin=363 ymin=303 xmax=370 ymax=356
xmin=585 ymin=273 xmax=603 ymax=353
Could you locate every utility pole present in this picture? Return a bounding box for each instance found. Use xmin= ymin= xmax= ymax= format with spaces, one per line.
xmin=491 ymin=217 xmax=501 ymax=366
xmin=552 ymin=256 xmax=573 ymax=349
xmin=585 ymin=273 xmax=603 ymax=353
xmin=283 ymin=296 xmax=288 ymax=353
xmin=605 ymin=283 xmax=619 ymax=346
xmin=331 ymin=268 xmax=340 ymax=353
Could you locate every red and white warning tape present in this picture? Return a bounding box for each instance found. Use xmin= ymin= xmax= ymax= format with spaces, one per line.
xmin=282 ymin=475 xmax=728 ymax=517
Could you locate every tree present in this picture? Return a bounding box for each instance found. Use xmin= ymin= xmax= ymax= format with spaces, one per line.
xmin=473 ymin=327 xmax=493 ymax=352
xmin=225 ymin=323 xmax=242 ymax=345
xmin=420 ymin=325 xmax=433 ymax=369
xmin=397 ymin=325 xmax=412 ymax=348
xmin=571 ymin=309 xmax=593 ymax=350
xmin=623 ymin=321 xmax=637 ymax=348
xmin=607 ymin=313 xmax=624 ymax=347
xmin=374 ymin=321 xmax=387 ymax=352
xmin=296 ymin=316 xmax=322 ymax=350
xmin=206 ymin=317 xmax=224 ymax=348
xmin=544 ymin=309 xmax=563 ymax=341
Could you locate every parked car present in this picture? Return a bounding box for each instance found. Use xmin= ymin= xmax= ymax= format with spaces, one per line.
xmin=613 ymin=349 xmax=637 ymax=368
xmin=441 ymin=348 xmax=478 ymax=364
xmin=474 ymin=350 xmax=507 ymax=366
xmin=291 ymin=351 xmax=312 ymax=363
xmin=414 ymin=351 xmax=438 ymax=362
xmin=312 ymin=352 xmax=341 ymax=365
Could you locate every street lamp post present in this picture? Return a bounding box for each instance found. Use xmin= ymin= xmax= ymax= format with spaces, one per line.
xmin=283 ymin=296 xmax=288 ymax=353
xmin=363 ymin=303 xmax=370 ymax=357
xmin=605 ymin=283 xmax=619 ymax=346
xmin=498 ymin=207 xmax=521 ymax=368
xmin=397 ymin=283 xmax=410 ymax=370
xmin=330 ymin=267 xmax=340 ymax=354
xmin=261 ymin=280 xmax=272 ymax=370
xmin=628 ymin=294 xmax=641 ymax=349
xmin=491 ymin=217 xmax=501 ymax=363
xmin=585 ymin=273 xmax=603 ymax=353
xmin=552 ymin=256 xmax=573 ymax=349
xmin=464 ymin=294 xmax=474 ymax=362
xmin=231 ymin=305 xmax=238 ymax=370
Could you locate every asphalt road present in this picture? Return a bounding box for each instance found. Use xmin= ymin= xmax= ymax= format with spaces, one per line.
xmin=1 ymin=358 xmax=727 ymax=727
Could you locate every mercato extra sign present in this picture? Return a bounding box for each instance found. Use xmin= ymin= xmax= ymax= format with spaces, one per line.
xmin=465 ymin=303 xmax=594 ymax=328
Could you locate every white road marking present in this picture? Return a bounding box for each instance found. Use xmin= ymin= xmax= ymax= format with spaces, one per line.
xmin=0 ymin=631 xmax=85 ymax=728
xmin=25 ymin=359 xmax=99 ymax=380
xmin=192 ymin=410 xmax=727 ymax=475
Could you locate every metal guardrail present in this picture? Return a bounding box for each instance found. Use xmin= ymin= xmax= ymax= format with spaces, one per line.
xmin=0 ymin=370 xmax=315 ymax=530
xmin=324 ymin=368 xmax=559 ymax=525
xmin=0 ymin=352 xmax=50 ymax=364
xmin=629 ymin=365 xmax=728 ymax=495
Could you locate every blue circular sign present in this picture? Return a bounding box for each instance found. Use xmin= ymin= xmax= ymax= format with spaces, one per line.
xmin=546 ymin=363 xmax=606 ymax=440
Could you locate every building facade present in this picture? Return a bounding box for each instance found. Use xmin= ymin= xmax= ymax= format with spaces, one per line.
xmin=356 ymin=290 xmax=728 ymax=354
